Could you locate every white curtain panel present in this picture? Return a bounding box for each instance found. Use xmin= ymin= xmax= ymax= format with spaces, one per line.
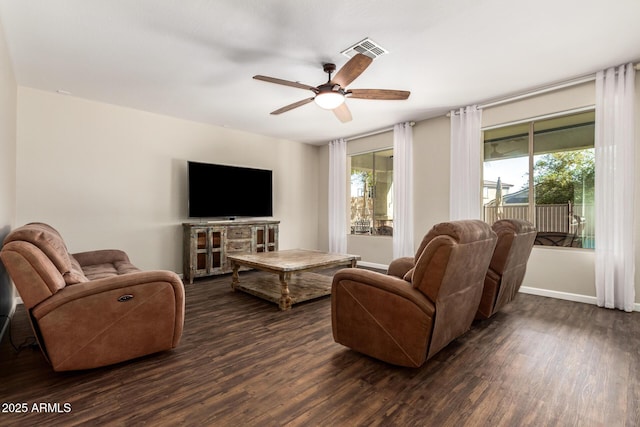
xmin=595 ymin=63 xmax=636 ymax=312
xmin=393 ymin=122 xmax=414 ymax=258
xmin=449 ymin=105 xmax=482 ymax=220
xmin=328 ymin=138 xmax=347 ymax=254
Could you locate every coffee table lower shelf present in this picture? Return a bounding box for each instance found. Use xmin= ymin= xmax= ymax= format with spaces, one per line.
xmin=234 ymin=272 xmax=332 ymax=307
xmin=228 ymin=249 xmax=360 ymax=311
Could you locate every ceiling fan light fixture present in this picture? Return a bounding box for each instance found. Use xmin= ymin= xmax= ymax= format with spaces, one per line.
xmin=314 ymin=91 xmax=345 ymax=110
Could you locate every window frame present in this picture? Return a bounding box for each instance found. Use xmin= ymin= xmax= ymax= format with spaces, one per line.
xmin=348 ymin=147 xmax=394 ymax=237
xmin=481 ymin=106 xmax=595 ymax=249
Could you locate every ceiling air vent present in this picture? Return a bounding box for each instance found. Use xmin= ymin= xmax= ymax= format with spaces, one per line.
xmin=341 ymin=38 xmax=388 ymax=59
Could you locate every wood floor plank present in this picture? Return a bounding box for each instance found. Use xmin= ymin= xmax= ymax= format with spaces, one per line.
xmin=1 ymin=268 xmax=639 ymax=426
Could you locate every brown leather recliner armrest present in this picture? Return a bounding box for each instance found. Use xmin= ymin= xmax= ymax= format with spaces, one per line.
xmin=31 ymin=270 xmax=184 ymax=318
xmin=72 ymin=249 xmax=131 ymax=266
xmin=331 ymin=268 xmax=435 ymax=367
xmin=386 ymin=256 xmax=415 ymax=279
xmin=30 ymin=270 xmax=185 ymax=371
xmin=333 ymin=268 xmax=434 ymax=313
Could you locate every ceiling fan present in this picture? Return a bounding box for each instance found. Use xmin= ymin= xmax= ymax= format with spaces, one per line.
xmin=253 ymin=53 xmax=410 ymax=123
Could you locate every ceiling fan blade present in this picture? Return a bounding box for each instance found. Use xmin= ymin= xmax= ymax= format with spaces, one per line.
xmin=253 ymin=75 xmax=318 ymax=92
xmin=270 ymin=97 xmax=315 ymax=115
xmin=331 ymin=54 xmax=373 ymax=88
xmin=348 ymin=89 xmax=411 ymax=100
xmin=332 ymin=103 xmax=352 ymax=123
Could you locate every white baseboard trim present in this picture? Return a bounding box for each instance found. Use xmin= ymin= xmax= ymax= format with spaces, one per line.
xmin=520 ymin=286 xmax=640 ymax=312
xmin=340 ymin=267 xmax=640 ymax=312
xmin=519 ymin=286 xmax=597 ymax=305
xmin=16 ymin=296 xmax=23 ymax=306
xmin=354 ymin=265 xmax=638 ymax=310
xmin=357 ymin=261 xmax=388 ymax=271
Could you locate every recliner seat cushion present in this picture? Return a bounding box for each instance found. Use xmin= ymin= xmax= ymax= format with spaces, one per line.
xmin=82 ymin=261 xmax=141 ymax=281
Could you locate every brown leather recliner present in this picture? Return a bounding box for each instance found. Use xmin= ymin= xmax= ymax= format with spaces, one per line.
xmin=0 ymin=223 xmax=185 ymax=371
xmin=331 ymin=220 xmax=497 ymax=368
xmin=475 ymin=219 xmax=536 ymax=320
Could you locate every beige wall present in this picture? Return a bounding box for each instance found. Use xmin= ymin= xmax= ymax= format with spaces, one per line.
xmin=483 ymin=82 xmax=598 ymax=299
xmin=10 ymin=65 xmax=640 ymax=306
xmin=0 ymin=17 xmax=17 ymax=324
xmin=317 ymin=78 xmax=640 ymax=306
xmin=412 ymin=116 xmax=451 ymax=235
xmin=15 ymin=88 xmax=320 ymax=273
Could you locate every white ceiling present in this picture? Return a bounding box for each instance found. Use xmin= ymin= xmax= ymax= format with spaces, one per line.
xmin=1 ymin=0 xmax=639 ymax=145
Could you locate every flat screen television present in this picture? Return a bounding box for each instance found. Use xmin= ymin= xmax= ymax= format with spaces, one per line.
xmin=188 ymin=161 xmax=273 ymax=218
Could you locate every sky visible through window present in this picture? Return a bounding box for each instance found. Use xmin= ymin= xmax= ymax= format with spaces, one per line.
xmin=484 ymin=156 xmax=529 ymax=192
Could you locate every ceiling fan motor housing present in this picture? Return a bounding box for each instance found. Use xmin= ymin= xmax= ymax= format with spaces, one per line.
xmin=317 ymin=83 xmax=345 ymax=95
xmin=323 ymin=63 xmax=336 ymax=76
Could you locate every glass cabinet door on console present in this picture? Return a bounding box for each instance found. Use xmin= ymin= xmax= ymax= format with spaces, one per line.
xmin=254 ymin=224 xmax=279 ymax=253
xmin=187 ymin=226 xmax=225 ymax=280
xmin=194 ymin=227 xmax=208 ymax=277
xmin=210 ymin=228 xmax=224 ymax=273
xmin=267 ymin=224 xmax=278 ymax=252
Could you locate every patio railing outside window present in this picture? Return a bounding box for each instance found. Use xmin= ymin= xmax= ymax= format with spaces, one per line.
xmin=350 ymin=148 xmax=394 ymax=236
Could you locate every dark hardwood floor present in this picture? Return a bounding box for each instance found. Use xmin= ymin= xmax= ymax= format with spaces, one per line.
xmin=1 ymin=268 xmax=638 ymax=427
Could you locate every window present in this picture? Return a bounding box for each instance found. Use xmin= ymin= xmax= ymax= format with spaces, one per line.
xmin=482 ymin=110 xmax=595 ymax=248
xmin=349 ymin=148 xmax=393 ymax=236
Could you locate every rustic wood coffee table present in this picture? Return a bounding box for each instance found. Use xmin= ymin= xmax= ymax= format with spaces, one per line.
xmin=228 ymin=249 xmax=360 ymax=311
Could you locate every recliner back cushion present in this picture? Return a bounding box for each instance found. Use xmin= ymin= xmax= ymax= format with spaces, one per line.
xmin=4 ymin=223 xmax=71 ymax=272
xmin=411 ymin=235 xmax=454 ymax=300
xmin=412 ymin=220 xmax=497 ymax=300
xmin=490 ymin=220 xmax=536 ymax=274
xmin=488 ymin=229 xmax=515 ymax=275
xmin=410 ymin=220 xmax=498 ymax=358
xmin=491 ymin=219 xmax=536 ymax=312
xmin=0 ymin=241 xmax=67 ymax=308
xmin=3 ymin=223 xmax=88 ymax=285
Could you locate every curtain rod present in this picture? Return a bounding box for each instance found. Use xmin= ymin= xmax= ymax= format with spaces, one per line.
xmin=345 ymin=121 xmax=415 ymax=142
xmin=481 ymin=105 xmax=595 ymax=131
xmin=480 ymin=75 xmax=595 ymax=109
xmin=448 ymin=62 xmax=640 ymax=116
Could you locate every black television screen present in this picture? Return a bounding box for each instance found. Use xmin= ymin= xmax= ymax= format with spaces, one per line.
xmin=188 ymin=161 xmax=273 ymax=218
